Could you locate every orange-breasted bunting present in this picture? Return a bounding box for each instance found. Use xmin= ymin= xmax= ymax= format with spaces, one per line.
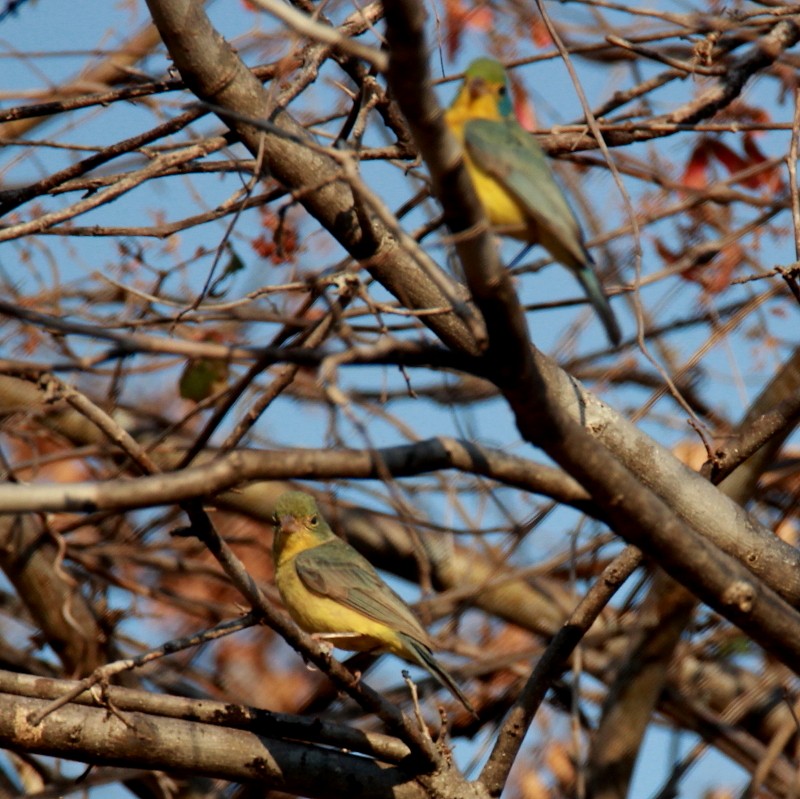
xmin=445 ymin=58 xmax=621 ymax=346
xmin=273 ymin=491 xmax=475 ymax=715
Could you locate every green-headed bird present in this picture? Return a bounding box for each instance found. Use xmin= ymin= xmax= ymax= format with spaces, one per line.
xmin=445 ymin=57 xmax=621 ymax=346
xmin=273 ymin=490 xmax=475 ymax=715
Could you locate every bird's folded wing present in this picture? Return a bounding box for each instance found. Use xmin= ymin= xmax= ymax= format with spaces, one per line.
xmin=464 ymin=118 xmax=584 ymax=259
xmin=295 ymin=539 xmax=431 ymax=643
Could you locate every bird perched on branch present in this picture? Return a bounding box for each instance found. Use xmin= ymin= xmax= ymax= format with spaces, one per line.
xmin=272 ymin=490 xmax=475 ymax=715
xmin=445 ymin=57 xmax=621 ymax=346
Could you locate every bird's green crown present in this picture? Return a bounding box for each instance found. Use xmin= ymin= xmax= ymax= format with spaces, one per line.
xmin=275 ymin=491 xmax=319 ymax=519
xmin=465 ymin=58 xmax=509 ymax=87
xmin=462 ymin=58 xmax=512 ymax=117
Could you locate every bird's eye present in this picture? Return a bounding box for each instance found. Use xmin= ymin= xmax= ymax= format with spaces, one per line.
xmin=310 ymin=515 xmax=318 ymax=526
xmin=498 ymin=85 xmax=507 ymax=96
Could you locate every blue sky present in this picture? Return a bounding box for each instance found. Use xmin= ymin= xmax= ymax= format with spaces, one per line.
xmin=1 ymin=1 xmax=797 ymax=796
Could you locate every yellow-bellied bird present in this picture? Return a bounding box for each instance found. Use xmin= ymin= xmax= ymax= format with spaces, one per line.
xmin=273 ymin=490 xmax=475 ymax=715
xmin=445 ymin=57 xmax=621 ymax=346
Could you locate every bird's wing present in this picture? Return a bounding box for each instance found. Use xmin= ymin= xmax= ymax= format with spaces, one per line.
xmin=464 ymin=117 xmax=586 ymax=264
xmin=294 ymin=539 xmax=431 ymax=644
xmin=465 ymin=117 xmax=622 ymax=345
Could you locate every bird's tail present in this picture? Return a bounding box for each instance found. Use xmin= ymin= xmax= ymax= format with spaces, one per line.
xmin=400 ymin=633 xmax=477 ymax=717
xmin=574 ymin=264 xmax=621 ymax=347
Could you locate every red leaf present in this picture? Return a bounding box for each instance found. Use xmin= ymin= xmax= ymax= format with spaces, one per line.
xmin=654 ymin=238 xmax=679 ymax=264
xmin=512 ymin=82 xmax=537 ymax=132
xmin=251 ymin=235 xmax=277 ymax=261
xmin=743 ymin=133 xmax=784 ymax=193
xmin=442 ymin=0 xmax=493 ymax=59
xmin=680 ymin=243 xmax=743 ymax=292
xmin=253 ymin=209 xmax=300 ymax=264
xmin=681 ymin=140 xmax=710 ymax=190
xmin=444 ymin=0 xmax=467 ymax=60
xmin=706 ymin=140 xmax=759 ymax=189
xmin=705 ymin=243 xmax=743 ymax=293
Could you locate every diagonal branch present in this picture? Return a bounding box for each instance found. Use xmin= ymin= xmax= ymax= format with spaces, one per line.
xmin=144 ymin=0 xmax=486 ymax=355
xmin=382 ymin=3 xmax=800 ymax=794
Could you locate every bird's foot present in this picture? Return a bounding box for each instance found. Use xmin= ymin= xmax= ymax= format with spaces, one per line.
xmin=309 ymin=634 xmax=335 ymax=657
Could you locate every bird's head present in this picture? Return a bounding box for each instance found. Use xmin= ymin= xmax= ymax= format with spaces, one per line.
xmin=273 ymin=491 xmax=330 ymax=549
xmin=454 ymin=58 xmax=513 ymax=119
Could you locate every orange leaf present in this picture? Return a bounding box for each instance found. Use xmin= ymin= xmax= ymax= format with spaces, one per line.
xmin=468 ymin=6 xmax=493 ymax=32
xmin=530 ymin=15 xmax=553 ymax=48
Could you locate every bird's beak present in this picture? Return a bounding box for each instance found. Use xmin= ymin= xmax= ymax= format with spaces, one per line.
xmin=276 ymin=513 xmax=303 ymax=535
xmin=468 ymin=77 xmax=489 ymax=101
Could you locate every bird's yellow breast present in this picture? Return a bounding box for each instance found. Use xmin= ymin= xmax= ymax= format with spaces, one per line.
xmin=274 ymin=537 xmax=407 ymax=656
xmin=445 ymin=98 xmax=530 ymax=237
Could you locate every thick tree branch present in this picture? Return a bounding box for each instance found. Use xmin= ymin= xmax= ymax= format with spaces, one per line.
xmin=382 ymin=6 xmax=800 ymax=794
xmin=0 ymin=438 xmax=588 ymax=514
xmin=144 ymin=0 xmax=486 ymax=355
xmin=0 ymin=690 xmax=423 ymax=799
